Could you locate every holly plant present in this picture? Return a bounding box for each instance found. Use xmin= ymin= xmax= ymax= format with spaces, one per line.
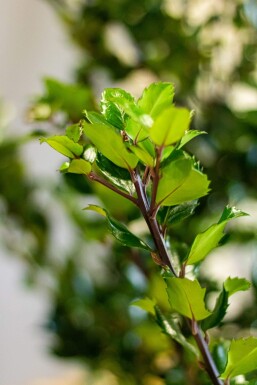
xmin=41 ymin=82 xmax=254 ymax=385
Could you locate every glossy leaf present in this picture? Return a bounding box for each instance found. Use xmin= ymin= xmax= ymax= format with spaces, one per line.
xmin=212 ymin=342 xmax=229 ymax=375
xmin=159 ymin=201 xmax=199 ymax=226
xmin=66 ymin=124 xmax=82 ymax=143
xmin=166 ymin=277 xmax=211 ymax=320
xmin=40 ymin=135 xmax=83 ymax=158
xmin=68 ymin=159 xmax=91 ymax=175
xmin=84 ymin=205 xmax=152 ymax=250
xmin=83 ymin=122 xmax=138 ymax=169
xmin=178 ymin=130 xmax=206 ymax=149
xmin=186 ymin=206 xmax=247 ymax=265
xmin=85 ymin=111 xmax=114 ymax=127
xmin=156 ymin=157 xmax=210 ymax=206
xmin=138 ymin=82 xmax=175 ymax=119
xmin=150 ymin=106 xmax=191 ymax=146
xmin=202 ymin=277 xmax=251 ymax=332
xmin=220 ymin=337 xmax=257 ymax=379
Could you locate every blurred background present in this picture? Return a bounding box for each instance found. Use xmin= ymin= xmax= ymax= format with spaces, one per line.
xmin=1 ymin=1 xmax=257 ymax=384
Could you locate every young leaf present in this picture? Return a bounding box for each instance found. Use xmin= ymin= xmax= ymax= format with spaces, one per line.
xmin=66 ymin=124 xmax=82 ymax=143
xmin=186 ymin=206 xmax=248 ymax=265
xmin=150 ymin=106 xmax=191 ymax=146
xmin=83 ymin=122 xmax=138 ymax=169
xmin=220 ymin=337 xmax=257 ymax=379
xmin=202 ymin=277 xmax=251 ymax=332
xmin=85 ymin=111 xmax=114 ymax=127
xmin=40 ymin=135 xmax=83 ymax=158
xmin=84 ymin=205 xmax=152 ymax=251
xmin=166 ymin=277 xmax=211 ymax=321
xmin=132 ymin=297 xmax=156 ymax=316
xmin=178 ymin=130 xmax=206 ymax=149
xmin=156 ymin=157 xmax=210 ymax=206
xmin=130 ymin=144 xmax=155 ymax=167
xmin=138 ymin=82 xmax=175 ymax=119
xmin=68 ymin=159 xmax=91 ymax=175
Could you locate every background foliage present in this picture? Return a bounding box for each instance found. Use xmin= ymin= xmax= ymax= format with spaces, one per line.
xmin=1 ymin=0 xmax=257 ymax=384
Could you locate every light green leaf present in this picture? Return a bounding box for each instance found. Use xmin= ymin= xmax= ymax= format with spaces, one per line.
xmin=178 ymin=130 xmax=206 ymax=149
xmin=156 ymin=157 xmax=210 ymax=206
xmin=131 ymin=297 xmax=156 ymax=316
xmin=224 ymin=277 xmax=251 ymax=297
xmin=130 ymin=144 xmax=155 ymax=166
xmin=166 ymin=277 xmax=211 ymax=321
xmin=84 ymin=205 xmax=152 ymax=250
xmin=59 ymin=161 xmax=70 ymax=173
xmin=40 ymin=135 xmax=83 ymax=158
xmin=186 ymin=206 xmax=247 ymax=265
xmin=138 ymin=82 xmax=175 ymax=119
xmin=220 ymin=337 xmax=257 ymax=379
xmin=202 ymin=277 xmax=251 ymax=332
xmin=68 ymin=159 xmax=91 ymax=174
xmin=83 ymin=122 xmax=138 ymax=169
xmin=66 ymin=124 xmax=82 ymax=143
xmin=150 ymin=106 xmax=191 ymax=146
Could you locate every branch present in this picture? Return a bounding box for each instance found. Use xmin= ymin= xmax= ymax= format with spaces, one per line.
xmin=88 ymin=172 xmax=138 ymax=206
xmin=149 ymin=146 xmax=163 ymax=216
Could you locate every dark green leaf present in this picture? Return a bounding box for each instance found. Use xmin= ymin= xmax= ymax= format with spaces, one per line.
xmin=84 ymin=205 xmax=152 ymax=250
xmin=160 ymin=201 xmax=199 ymax=226
xmin=212 ymin=342 xmax=229 ymax=374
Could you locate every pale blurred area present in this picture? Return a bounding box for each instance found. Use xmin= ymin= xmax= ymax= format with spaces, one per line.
xmin=0 ymin=1 xmax=85 ymax=384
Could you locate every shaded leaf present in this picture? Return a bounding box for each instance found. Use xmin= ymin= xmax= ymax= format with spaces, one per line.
xmin=186 ymin=206 xmax=248 ymax=265
xmin=138 ymin=82 xmax=175 ymax=119
xmin=84 ymin=205 xmax=152 ymax=250
xmin=202 ymin=277 xmax=251 ymax=332
xmin=83 ymin=122 xmax=138 ymax=169
xmin=166 ymin=277 xmax=211 ymax=321
xmin=220 ymin=337 xmax=257 ymax=379
xmin=130 ymin=144 xmax=155 ymax=166
xmin=159 ymin=201 xmax=199 ymax=226
xmin=40 ymin=135 xmax=83 ymax=158
xmin=150 ymin=106 xmax=191 ymax=146
xmin=178 ymin=130 xmax=206 ymax=149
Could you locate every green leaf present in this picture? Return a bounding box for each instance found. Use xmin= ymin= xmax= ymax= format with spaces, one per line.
xmin=156 ymin=157 xmax=210 ymax=206
xmin=132 ymin=297 xmax=198 ymax=356
xmin=138 ymin=82 xmax=175 ymax=119
xmin=224 ymin=277 xmax=251 ymax=297
xmin=83 ymin=145 xmax=97 ymax=163
xmin=130 ymin=144 xmax=155 ymax=166
xmin=150 ymin=106 xmax=191 ymax=146
xmin=159 ymin=201 xmax=199 ymax=226
xmin=178 ymin=130 xmax=206 ymax=149
xmin=83 ymin=122 xmax=138 ymax=169
xmin=212 ymin=342 xmax=229 ymax=375
xmin=66 ymin=124 xmax=82 ymax=143
xmin=84 ymin=205 xmax=152 ymax=250
xmin=40 ymin=135 xmax=83 ymax=158
xmin=202 ymin=277 xmax=251 ymax=332
xmin=59 ymin=161 xmax=70 ymax=173
xmin=68 ymin=159 xmax=91 ymax=174
xmin=85 ymin=111 xmax=114 ymax=127
xmin=186 ymin=206 xmax=248 ymax=265
xmin=220 ymin=337 xmax=257 ymax=379
xmin=154 ymin=306 xmax=198 ymax=356
xmin=166 ymin=277 xmax=211 ymax=321
xmin=131 ymin=297 xmax=156 ymax=316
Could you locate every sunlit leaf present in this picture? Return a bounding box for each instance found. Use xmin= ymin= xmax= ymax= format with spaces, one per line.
xmin=40 ymin=135 xmax=83 ymax=158
xmin=85 ymin=111 xmax=114 ymax=127
xmin=132 ymin=297 xmax=156 ymax=316
xmin=150 ymin=106 xmax=191 ymax=146
xmin=156 ymin=157 xmax=210 ymax=206
xmin=83 ymin=122 xmax=138 ymax=169
xmin=68 ymin=159 xmax=91 ymax=174
xmin=186 ymin=207 xmax=248 ymax=265
xmin=138 ymin=82 xmax=175 ymax=119
xmin=130 ymin=144 xmax=155 ymax=166
xmin=166 ymin=277 xmax=211 ymax=320
xmin=220 ymin=337 xmax=257 ymax=379
xmin=224 ymin=277 xmax=251 ymax=297
xmin=84 ymin=205 xmax=152 ymax=250
xmin=66 ymin=123 xmax=82 ymax=143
